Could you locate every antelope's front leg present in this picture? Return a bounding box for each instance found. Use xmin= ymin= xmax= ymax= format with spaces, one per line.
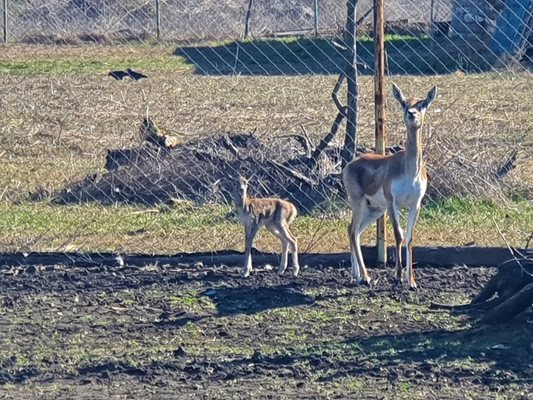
xmin=389 ymin=204 xmax=404 ymax=283
xmin=404 ymin=206 xmax=421 ymax=289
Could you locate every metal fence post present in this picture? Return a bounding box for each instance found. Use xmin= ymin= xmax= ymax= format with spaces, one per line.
xmin=313 ymin=0 xmax=319 ymax=36
xmin=156 ymin=0 xmax=161 ymax=40
xmin=3 ymin=0 xmax=7 ymax=44
xmin=244 ymin=0 xmax=254 ymax=38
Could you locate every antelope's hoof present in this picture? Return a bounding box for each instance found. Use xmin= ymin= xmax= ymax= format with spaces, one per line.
xmin=277 ymin=267 xmax=287 ymax=276
xmin=292 ymin=267 xmax=300 ymax=277
xmin=242 ymin=270 xmax=252 ymax=278
xmin=359 ymin=279 xmax=372 ymax=287
xmin=351 ymin=277 xmax=371 ymax=287
xmin=402 ymin=282 xmax=418 ymax=291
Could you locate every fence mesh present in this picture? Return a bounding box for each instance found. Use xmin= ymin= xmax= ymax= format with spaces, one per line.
xmin=0 ymin=0 xmax=532 ymax=258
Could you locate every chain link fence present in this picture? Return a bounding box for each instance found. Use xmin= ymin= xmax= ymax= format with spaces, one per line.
xmin=0 ymin=0 xmax=531 ymax=257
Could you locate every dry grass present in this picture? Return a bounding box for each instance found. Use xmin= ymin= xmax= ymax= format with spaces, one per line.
xmin=0 ymin=45 xmax=531 ymax=252
xmin=0 ymin=60 xmax=531 ymax=201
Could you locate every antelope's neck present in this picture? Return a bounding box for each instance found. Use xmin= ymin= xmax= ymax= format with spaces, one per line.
xmin=234 ymin=192 xmax=250 ymax=212
xmin=405 ymin=125 xmax=424 ymax=177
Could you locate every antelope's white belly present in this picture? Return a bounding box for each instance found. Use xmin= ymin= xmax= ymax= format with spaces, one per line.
xmin=391 ymin=176 xmax=427 ymax=208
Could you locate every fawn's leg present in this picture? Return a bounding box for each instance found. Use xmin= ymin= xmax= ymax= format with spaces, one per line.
xmin=266 ymin=224 xmax=290 ymax=275
xmin=243 ymin=223 xmax=260 ymax=278
xmin=281 ymin=223 xmax=300 ymax=277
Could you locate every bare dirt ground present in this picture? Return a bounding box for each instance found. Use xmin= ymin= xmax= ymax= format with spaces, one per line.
xmin=0 ymin=261 xmax=532 ymax=399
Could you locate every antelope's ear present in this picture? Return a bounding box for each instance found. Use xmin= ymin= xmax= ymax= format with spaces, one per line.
xmin=392 ymin=83 xmax=407 ymax=107
xmin=424 ymin=86 xmax=438 ymax=108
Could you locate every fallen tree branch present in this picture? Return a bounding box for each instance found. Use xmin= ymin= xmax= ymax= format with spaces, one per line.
xmin=471 ymin=259 xmax=533 ymax=305
xmin=482 ymin=282 xmax=533 ymax=324
xmin=429 ymin=298 xmax=503 ymax=313
xmin=267 ymin=160 xmax=317 ymax=186
xmin=494 ymin=148 xmax=518 ymax=179
xmin=309 ymin=110 xmax=346 ymax=169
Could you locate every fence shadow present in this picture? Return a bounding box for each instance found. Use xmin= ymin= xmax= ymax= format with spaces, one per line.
xmin=175 ymin=36 xmax=494 ymax=76
xmin=217 ymin=323 xmax=533 ymax=385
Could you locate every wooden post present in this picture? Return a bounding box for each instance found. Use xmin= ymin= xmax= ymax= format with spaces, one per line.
xmin=155 ymin=0 xmax=161 ymax=40
xmin=3 ymin=0 xmax=7 ymax=44
xmin=374 ymin=0 xmax=387 ymax=265
xmin=340 ymin=0 xmax=359 ymax=168
xmin=313 ymin=0 xmax=319 ymax=36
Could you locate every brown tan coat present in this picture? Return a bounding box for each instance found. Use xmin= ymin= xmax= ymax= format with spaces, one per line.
xmin=342 ymin=83 xmax=437 ymax=289
xmin=233 ymin=176 xmax=300 ymax=278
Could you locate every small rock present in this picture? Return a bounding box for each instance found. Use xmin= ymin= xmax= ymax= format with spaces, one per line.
xmin=192 ymin=261 xmax=204 ymax=269
xmin=490 ymin=344 xmax=509 ymax=350
xmin=115 ymin=255 xmax=124 ymax=267
xmin=25 ymin=265 xmax=38 ymax=275
xmin=251 ymin=349 xmax=263 ymax=362
xmin=159 ymin=311 xmax=171 ymax=320
xmin=173 ymin=346 xmax=187 ymax=358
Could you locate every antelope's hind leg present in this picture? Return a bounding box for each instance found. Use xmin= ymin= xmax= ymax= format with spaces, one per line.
xmin=348 ymin=201 xmax=371 ymax=285
xmin=348 ymin=221 xmax=360 ymax=282
xmin=349 ymin=201 xmax=384 ymax=286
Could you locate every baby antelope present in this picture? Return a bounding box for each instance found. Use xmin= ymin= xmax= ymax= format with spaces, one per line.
xmin=232 ymin=176 xmax=300 ymax=278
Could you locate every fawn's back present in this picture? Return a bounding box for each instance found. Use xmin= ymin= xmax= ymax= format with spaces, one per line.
xmin=237 ymin=197 xmax=298 ymax=226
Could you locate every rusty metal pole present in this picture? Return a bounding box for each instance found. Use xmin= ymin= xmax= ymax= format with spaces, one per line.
xmin=374 ymin=0 xmax=387 ymax=265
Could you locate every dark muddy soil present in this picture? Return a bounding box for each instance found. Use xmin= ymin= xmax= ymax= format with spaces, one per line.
xmin=0 ymin=262 xmax=532 ymax=399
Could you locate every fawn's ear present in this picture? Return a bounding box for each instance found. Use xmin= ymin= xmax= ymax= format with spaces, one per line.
xmin=424 ymin=86 xmax=438 ymax=109
xmin=392 ymin=83 xmax=407 ymax=107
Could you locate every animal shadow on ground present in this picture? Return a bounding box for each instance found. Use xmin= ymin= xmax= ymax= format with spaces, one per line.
xmin=200 ymin=284 xmax=315 ymax=317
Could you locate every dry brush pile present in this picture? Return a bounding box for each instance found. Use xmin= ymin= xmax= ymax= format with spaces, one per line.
xmin=55 ymin=117 xmax=341 ymax=212
xmin=53 ymin=115 xmax=519 ymax=214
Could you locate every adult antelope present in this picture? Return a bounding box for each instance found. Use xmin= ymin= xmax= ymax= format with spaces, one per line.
xmin=342 ymin=83 xmax=437 ymax=289
xmin=232 ymin=176 xmax=300 ymax=278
